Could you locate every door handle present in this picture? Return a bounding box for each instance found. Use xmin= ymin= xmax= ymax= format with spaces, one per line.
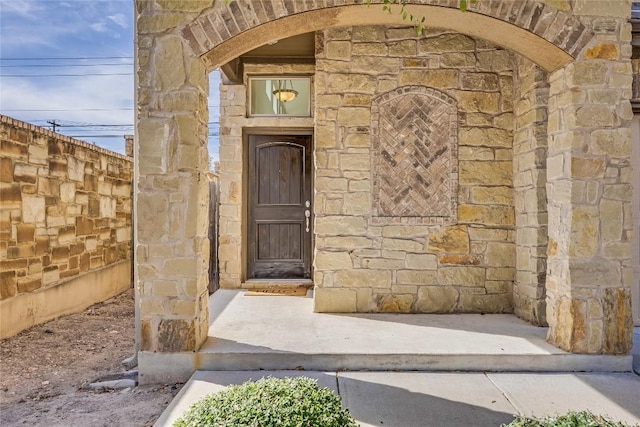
xmin=305 ymin=209 xmax=310 ymax=232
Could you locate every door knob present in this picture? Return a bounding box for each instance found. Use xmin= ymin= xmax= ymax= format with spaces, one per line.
xmin=305 ymin=209 xmax=310 ymax=232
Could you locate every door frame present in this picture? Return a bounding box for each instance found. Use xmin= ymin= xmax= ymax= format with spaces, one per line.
xmin=242 ymin=127 xmax=314 ymax=282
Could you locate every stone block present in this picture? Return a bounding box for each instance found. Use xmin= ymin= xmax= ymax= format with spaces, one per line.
xmin=13 ymin=163 xmax=37 ymax=184
xmin=569 ymin=206 xmax=599 ymax=258
xmin=399 ymin=69 xmax=459 ymax=88
xmin=340 ymin=153 xmax=370 ymax=170
xmin=590 ymin=128 xmax=631 ymax=158
xmin=42 ymin=266 xmax=59 ymax=286
xmin=343 ymin=192 xmax=370 ymax=215
xmin=457 ymin=92 xmax=500 ymax=114
xmin=0 ymin=183 xmax=21 ymax=209
xmin=418 ymin=34 xmax=475 ymax=52
xmin=405 ymin=253 xmax=438 ymax=270
xmin=22 ymin=196 xmax=45 ymax=223
xmin=396 ymin=270 xmax=437 ymax=285
xmin=460 ymin=161 xmax=512 ymax=186
xmin=381 ymin=226 xmax=428 ymax=238
xmin=485 ymin=241 xmax=516 ymax=267
xmin=17 ymin=276 xmax=41 ymax=293
xmin=388 ymin=40 xmax=416 ymax=56
xmin=314 ymin=288 xmax=356 ymax=313
xmin=599 ymin=199 xmax=623 ymax=242
xmin=326 ymin=41 xmax=351 ymax=60
xmin=461 ymin=73 xmax=499 ymax=91
xmin=334 ymin=269 xmax=391 ymax=288
xmin=316 ymin=216 xmax=367 ymax=236
xmin=76 ymin=217 xmax=94 ymax=236
xmin=315 ymin=251 xmax=353 ymax=270
xmin=458 ymin=205 xmax=514 ymax=226
xmin=1 ymin=139 xmax=28 ymax=158
xmin=416 ymin=286 xmax=459 ymax=313
xmin=574 ymin=105 xmax=616 ymax=128
xmin=16 ymin=224 xmax=35 ymax=243
xmin=381 ymin=238 xmax=424 ymax=252
xmin=328 ymin=74 xmax=376 ymax=94
xmin=0 ymin=157 xmax=12 ymax=182
xmin=157 ymin=319 xmax=196 ymax=352
xmin=458 ymin=127 xmax=511 ymax=147
xmin=459 ymin=294 xmax=512 ymax=313
xmin=362 ymin=258 xmax=403 ymax=269
xmin=569 ymin=258 xmax=621 ymax=287
xmin=470 ymin=186 xmax=513 ymax=205
xmin=376 ymin=294 xmax=414 ymax=313
xmin=438 ymin=266 xmax=485 ymax=286
xmin=352 ymin=42 xmax=387 ymax=56
xmin=428 ymin=225 xmax=469 ymax=253
xmin=323 ymin=236 xmax=373 ymax=249
xmin=573 ymin=0 xmax=631 ymax=17
xmin=438 ymin=254 xmax=482 ymax=265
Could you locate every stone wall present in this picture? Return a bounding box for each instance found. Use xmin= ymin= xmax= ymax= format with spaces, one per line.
xmin=313 ymin=27 xmax=516 ymax=313
xmin=512 ymin=57 xmax=550 ymax=326
xmin=0 ymin=115 xmax=132 ymax=338
xmin=545 ymin=9 xmax=635 ymax=353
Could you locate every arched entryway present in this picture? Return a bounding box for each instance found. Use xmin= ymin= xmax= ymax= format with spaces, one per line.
xmin=134 ymin=0 xmax=635 ymax=381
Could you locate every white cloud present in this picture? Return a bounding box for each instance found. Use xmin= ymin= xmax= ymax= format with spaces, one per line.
xmin=90 ymin=21 xmax=108 ymax=32
xmin=0 ymin=0 xmax=44 ymax=19
xmin=108 ymin=13 xmax=127 ymax=28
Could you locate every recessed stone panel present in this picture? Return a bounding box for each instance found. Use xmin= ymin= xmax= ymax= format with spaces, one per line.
xmin=371 ymin=86 xmax=458 ymax=225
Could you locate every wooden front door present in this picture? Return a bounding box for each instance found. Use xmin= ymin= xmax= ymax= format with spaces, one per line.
xmin=248 ymin=134 xmax=312 ymax=279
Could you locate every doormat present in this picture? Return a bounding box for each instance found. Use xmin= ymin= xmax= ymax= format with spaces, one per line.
xmin=245 ymin=287 xmax=307 ymax=296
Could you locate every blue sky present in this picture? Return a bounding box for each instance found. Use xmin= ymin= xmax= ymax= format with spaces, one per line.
xmin=0 ymin=0 xmax=221 ymax=163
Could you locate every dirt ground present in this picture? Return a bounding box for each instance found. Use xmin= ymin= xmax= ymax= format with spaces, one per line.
xmin=0 ymin=289 xmax=183 ymax=427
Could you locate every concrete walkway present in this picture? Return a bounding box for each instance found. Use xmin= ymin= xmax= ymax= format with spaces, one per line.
xmin=153 ymin=291 xmax=640 ymax=426
xmin=187 ymin=290 xmax=631 ymax=372
xmin=154 ymin=370 xmax=640 ymax=426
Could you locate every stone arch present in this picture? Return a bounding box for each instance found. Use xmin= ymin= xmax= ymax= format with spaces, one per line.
xmin=135 ymin=0 xmax=636 ymax=379
xmin=181 ymin=1 xmax=593 ymax=72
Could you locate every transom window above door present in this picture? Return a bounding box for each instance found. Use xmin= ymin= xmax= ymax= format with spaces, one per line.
xmin=248 ymin=77 xmax=311 ymax=117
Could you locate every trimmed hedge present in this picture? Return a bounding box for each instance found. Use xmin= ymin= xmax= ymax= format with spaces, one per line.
xmin=173 ymin=376 xmax=358 ymax=427
xmin=503 ymin=411 xmax=634 ymax=427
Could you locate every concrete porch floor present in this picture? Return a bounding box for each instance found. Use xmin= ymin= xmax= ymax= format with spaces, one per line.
xmin=138 ymin=289 xmax=634 ymax=384
xmin=197 ymin=289 xmax=632 ymax=372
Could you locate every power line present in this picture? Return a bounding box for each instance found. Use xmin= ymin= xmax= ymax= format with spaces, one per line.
xmin=1 ymin=56 xmax=133 ymax=60
xmin=2 ymin=72 xmax=132 ymax=77
xmin=0 ymin=63 xmax=133 ymax=68
xmin=4 ymin=106 xmax=220 ymax=112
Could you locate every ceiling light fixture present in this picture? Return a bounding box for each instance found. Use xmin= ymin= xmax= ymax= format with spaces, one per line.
xmin=273 ymin=79 xmax=298 ymax=103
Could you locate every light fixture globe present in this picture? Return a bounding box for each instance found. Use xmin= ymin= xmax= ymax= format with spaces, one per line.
xmin=273 ymin=88 xmax=298 ymax=103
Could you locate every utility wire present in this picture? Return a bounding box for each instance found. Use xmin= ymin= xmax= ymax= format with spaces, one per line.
xmin=4 ymin=107 xmax=220 ymax=112
xmin=1 ymin=56 xmax=133 ymax=60
xmin=0 ymin=63 xmax=133 ymax=68
xmin=2 ymin=72 xmax=132 ymax=77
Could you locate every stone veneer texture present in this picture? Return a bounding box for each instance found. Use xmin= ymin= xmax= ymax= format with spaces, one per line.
xmin=0 ymin=116 xmax=132 ymax=301
xmin=313 ymin=27 xmax=516 ymax=313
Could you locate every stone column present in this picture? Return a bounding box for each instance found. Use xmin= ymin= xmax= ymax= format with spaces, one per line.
xmin=513 ymin=57 xmax=549 ymax=326
xmin=135 ymin=1 xmax=211 ymax=352
xmin=546 ymin=5 xmax=634 ymax=353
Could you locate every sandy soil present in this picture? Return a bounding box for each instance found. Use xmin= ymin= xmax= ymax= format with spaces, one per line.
xmin=0 ymin=289 xmax=183 ymax=427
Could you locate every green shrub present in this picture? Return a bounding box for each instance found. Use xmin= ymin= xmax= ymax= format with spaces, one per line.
xmin=173 ymin=376 xmax=358 ymax=427
xmin=503 ymin=411 xmax=634 ymax=427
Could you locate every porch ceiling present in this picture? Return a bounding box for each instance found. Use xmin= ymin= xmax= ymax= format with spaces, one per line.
xmin=219 ymin=32 xmax=315 ymax=84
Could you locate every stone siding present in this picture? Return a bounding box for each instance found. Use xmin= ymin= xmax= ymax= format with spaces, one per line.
xmin=545 ymin=9 xmax=634 ymax=353
xmin=313 ymin=27 xmax=516 ymax=313
xmin=512 ymin=57 xmax=550 ymax=326
xmin=0 ymin=115 xmax=132 ymax=335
